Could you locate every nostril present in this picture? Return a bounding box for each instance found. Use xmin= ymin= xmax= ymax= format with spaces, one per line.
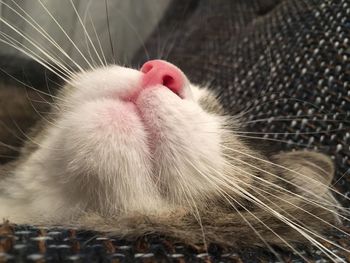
xmin=162 ymin=75 xmax=176 ymax=92
xmin=141 ymin=64 xmax=153 ymax=74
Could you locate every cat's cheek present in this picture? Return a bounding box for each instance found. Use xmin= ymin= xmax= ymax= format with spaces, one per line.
xmin=66 ymin=99 xmax=142 ymax=135
xmin=60 ymin=66 xmax=142 ymax=110
xmin=136 ymin=87 xmax=226 ymax=201
xmin=59 ymin=99 xmax=150 ymax=173
xmin=44 ymin=99 xmax=165 ymax=214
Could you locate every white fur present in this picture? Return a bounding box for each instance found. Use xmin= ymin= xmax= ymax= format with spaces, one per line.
xmin=0 ymin=64 xmax=229 ymax=223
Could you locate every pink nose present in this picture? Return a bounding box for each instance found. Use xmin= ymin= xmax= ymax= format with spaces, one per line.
xmin=140 ymin=60 xmax=184 ymax=97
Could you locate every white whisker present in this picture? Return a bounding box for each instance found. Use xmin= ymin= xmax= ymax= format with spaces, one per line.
xmin=0 ymin=35 xmax=68 ymax=82
xmin=37 ymin=0 xmax=94 ymax=70
xmin=6 ymin=0 xmax=85 ymax=73
xmin=87 ymin=13 xmax=108 ymax=67
xmin=244 ymin=182 xmax=350 ymax=251
xmin=0 ymin=18 xmax=73 ymax=78
xmin=113 ymin=6 xmax=150 ymax=62
xmin=24 ymin=88 xmax=66 ymax=130
xmin=0 ymin=66 xmax=68 ymax=103
xmin=185 ymin=159 xmax=308 ymax=261
xmin=221 ymin=158 xmax=348 ymax=218
xmin=222 ymin=145 xmax=350 ymax=204
xmin=70 ymin=0 xmax=105 ymax=68
xmin=173 ymin=165 xmax=208 ymax=252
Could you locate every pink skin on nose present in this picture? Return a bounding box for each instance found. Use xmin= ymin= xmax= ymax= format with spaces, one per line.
xmin=140 ymin=60 xmax=184 ymax=97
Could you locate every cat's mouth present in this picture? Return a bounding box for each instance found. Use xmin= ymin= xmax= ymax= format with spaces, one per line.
xmin=102 ymin=86 xmax=183 ymax=156
xmin=98 ymin=60 xmax=190 ymax=154
xmin=100 ymin=59 xmax=193 ymax=153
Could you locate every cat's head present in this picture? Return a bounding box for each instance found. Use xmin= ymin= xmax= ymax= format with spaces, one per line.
xmin=15 ymin=60 xmax=340 ymax=221
xmin=20 ymin=60 xmax=236 ymax=214
xmin=11 ymin=60 xmax=340 ymax=245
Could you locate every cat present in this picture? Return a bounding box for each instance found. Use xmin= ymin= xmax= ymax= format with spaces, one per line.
xmin=0 ymin=1 xmax=348 ymax=261
xmin=0 ymin=57 xmax=344 ymax=257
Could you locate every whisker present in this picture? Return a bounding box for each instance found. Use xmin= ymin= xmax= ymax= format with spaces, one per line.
xmin=0 ymin=154 xmax=18 ymax=159
xmin=244 ymin=181 xmax=350 ymax=246
xmin=236 ymin=128 xmax=349 ymax=136
xmin=0 ymin=17 xmax=73 ymax=79
xmin=233 ymin=134 xmax=326 ymax=149
xmin=174 ymin=165 xmax=208 ymax=252
xmin=223 ymin=154 xmax=345 ymax=208
xmin=223 ymin=151 xmax=339 ymax=209
xmin=224 ymin=158 xmax=348 ymax=217
xmin=6 ymin=0 xmax=85 ymax=73
xmin=332 ymin=168 xmax=350 ymax=187
xmin=37 ymin=0 xmax=94 ymax=70
xmin=5 ymin=114 xmax=64 ymax=152
xmin=186 ymin=124 xmax=339 ymax=150
xmin=245 ymin=117 xmax=350 ymax=125
xmin=85 ymin=8 xmax=108 ymax=66
xmin=21 ymin=70 xmax=59 ymax=110
xmin=0 ymin=115 xmax=36 ymax=147
xmin=43 ymin=70 xmax=58 ymax=106
xmin=220 ymin=193 xmax=287 ymax=261
xmin=209 ymin=154 xmax=349 ymax=233
xmin=104 ymin=0 xmax=115 ymax=64
xmin=70 ymin=0 xmax=105 ymax=68
xmin=160 ymin=1 xmax=196 ymax=60
xmin=0 ymin=33 xmax=70 ymax=82
xmin=222 ymin=146 xmax=350 ymax=206
xmin=0 ymin=67 xmax=68 ymax=103
xmin=221 ymin=177 xmax=344 ymax=261
xmin=186 ymin=159 xmax=308 ymax=261
xmin=232 ymin=95 xmax=333 ymax=120
xmin=82 ymin=27 xmax=97 ymax=69
xmin=159 ymin=21 xmax=180 ymax=60
xmin=0 ymin=139 xmax=20 ymax=152
xmin=112 ymin=3 xmax=150 ymax=63
xmin=24 ymin=87 xmax=64 ymax=130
